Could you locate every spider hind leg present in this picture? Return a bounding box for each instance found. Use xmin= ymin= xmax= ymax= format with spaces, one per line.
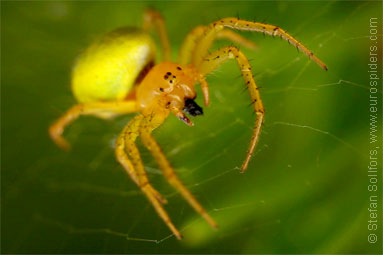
xmin=49 ymin=100 xmax=139 ymax=150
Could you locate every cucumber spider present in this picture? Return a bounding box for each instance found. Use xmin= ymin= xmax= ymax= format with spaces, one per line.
xmin=49 ymin=9 xmax=327 ymax=239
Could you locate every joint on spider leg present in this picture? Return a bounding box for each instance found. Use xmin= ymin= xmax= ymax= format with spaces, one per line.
xmin=272 ymin=26 xmax=280 ymax=37
xmin=138 ymin=181 xmax=149 ymax=188
xmin=164 ymin=171 xmax=176 ymax=181
xmin=76 ymin=104 xmax=85 ymax=113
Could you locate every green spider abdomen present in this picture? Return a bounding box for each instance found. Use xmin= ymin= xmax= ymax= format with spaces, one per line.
xmin=72 ymin=27 xmax=156 ymax=103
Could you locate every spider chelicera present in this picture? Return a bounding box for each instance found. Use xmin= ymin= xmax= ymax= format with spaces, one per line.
xmin=49 ymin=9 xmax=327 ymax=239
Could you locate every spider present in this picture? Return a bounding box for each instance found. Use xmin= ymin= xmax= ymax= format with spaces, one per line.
xmin=49 ymin=9 xmax=327 ymax=239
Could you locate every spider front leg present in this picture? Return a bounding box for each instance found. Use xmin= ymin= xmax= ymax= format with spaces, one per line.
xmin=143 ymin=8 xmax=171 ymax=61
xmin=49 ymin=100 xmax=138 ymax=150
xmin=198 ymin=46 xmax=264 ymax=172
xmin=192 ymin=18 xmax=327 ymax=71
xmin=178 ymin=25 xmax=257 ymax=65
xmin=115 ymin=115 xmax=183 ymax=239
xmin=139 ymin=116 xmax=218 ymax=229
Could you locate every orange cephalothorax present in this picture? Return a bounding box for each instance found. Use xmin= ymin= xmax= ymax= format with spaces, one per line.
xmin=136 ymin=62 xmax=203 ymax=125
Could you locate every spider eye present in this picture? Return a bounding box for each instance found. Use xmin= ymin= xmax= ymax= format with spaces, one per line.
xmin=183 ymin=98 xmax=203 ymax=117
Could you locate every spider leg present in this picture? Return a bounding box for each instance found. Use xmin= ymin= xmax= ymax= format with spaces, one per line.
xmin=199 ymin=76 xmax=210 ymax=106
xmin=119 ymin=115 xmax=168 ymax=204
xmin=139 ymin=116 xmax=218 ymax=230
xmin=49 ymin=100 xmax=139 ymax=150
xmin=143 ymin=8 xmax=172 ymax=61
xmin=178 ymin=25 xmax=257 ymax=65
xmin=198 ymin=46 xmax=264 ymax=172
xmin=192 ymin=18 xmax=327 ymax=71
xmin=115 ymin=115 xmax=183 ymax=239
xmin=216 ymin=29 xmax=258 ymax=51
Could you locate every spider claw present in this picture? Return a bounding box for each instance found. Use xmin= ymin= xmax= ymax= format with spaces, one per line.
xmin=172 ymin=108 xmax=194 ymax=126
xmin=52 ymin=135 xmax=71 ymax=151
xmin=240 ymin=161 xmax=249 ymax=173
xmin=179 ymin=115 xmax=194 ymax=126
xmin=174 ymin=231 xmax=183 ymax=240
xmin=208 ymin=218 xmax=219 ymax=230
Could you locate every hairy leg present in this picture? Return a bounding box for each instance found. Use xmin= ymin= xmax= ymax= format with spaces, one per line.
xmin=143 ymin=8 xmax=172 ymax=61
xmin=178 ymin=25 xmax=257 ymax=65
xmin=198 ymin=46 xmax=264 ymax=172
xmin=216 ymin=29 xmax=258 ymax=50
xmin=192 ymin=17 xmax=327 ymax=71
xmin=140 ymin=116 xmax=218 ymax=229
xmin=115 ymin=115 xmax=182 ymax=239
xmin=49 ymin=100 xmax=138 ymax=150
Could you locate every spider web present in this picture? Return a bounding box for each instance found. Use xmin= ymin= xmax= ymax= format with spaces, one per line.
xmin=2 ymin=1 xmax=381 ymax=254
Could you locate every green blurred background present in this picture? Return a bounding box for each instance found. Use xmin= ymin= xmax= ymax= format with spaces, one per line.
xmin=2 ymin=0 xmax=382 ymax=254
